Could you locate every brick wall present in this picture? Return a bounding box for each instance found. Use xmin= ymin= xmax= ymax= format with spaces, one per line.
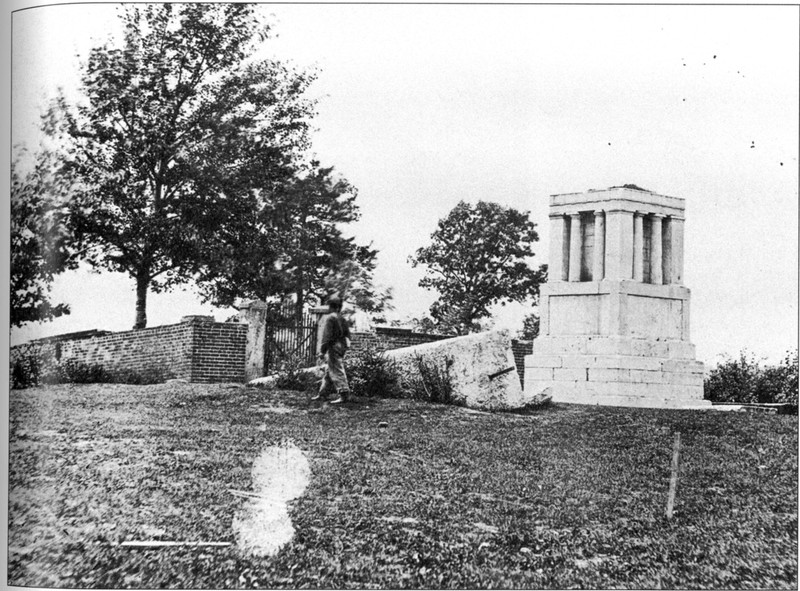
xmin=511 ymin=339 xmax=533 ymax=385
xmin=349 ymin=326 xmax=451 ymax=355
xmin=189 ymin=320 xmax=248 ymax=383
xmin=11 ymin=317 xmax=248 ymax=383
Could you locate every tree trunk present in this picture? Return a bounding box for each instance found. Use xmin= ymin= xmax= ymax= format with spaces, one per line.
xmin=134 ymin=273 xmax=149 ymax=329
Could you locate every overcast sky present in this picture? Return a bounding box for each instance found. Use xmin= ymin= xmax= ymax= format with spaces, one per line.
xmin=7 ymin=2 xmax=799 ymax=364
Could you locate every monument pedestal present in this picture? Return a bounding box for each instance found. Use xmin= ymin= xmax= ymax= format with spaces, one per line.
xmin=524 ymin=187 xmax=710 ymax=409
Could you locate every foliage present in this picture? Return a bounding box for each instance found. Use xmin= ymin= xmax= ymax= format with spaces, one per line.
xmin=45 ymin=358 xmax=112 ymax=385
xmin=45 ymin=4 xmax=316 ymax=329
xmin=271 ymin=354 xmax=319 ymax=391
xmin=323 ymin=248 xmax=394 ymax=318
xmin=10 ymin=344 xmax=47 ymax=389
xmin=517 ymin=311 xmax=540 ymax=340
xmin=405 ymin=314 xmax=452 ymax=336
xmin=704 ymin=350 xmax=798 ymax=405
xmin=109 ymin=365 xmax=175 ymax=386
xmin=760 ymin=351 xmax=799 ymax=405
xmin=346 ymin=348 xmax=402 ymax=398
xmin=8 ymin=384 xmax=797 ymax=589
xmin=409 ymin=201 xmax=547 ymax=335
xmin=10 ymin=155 xmax=78 ymax=327
xmin=198 ymin=162 xmax=382 ymax=321
xmin=408 ymin=354 xmax=456 ymax=404
xmin=10 ymin=345 xmax=173 ymax=389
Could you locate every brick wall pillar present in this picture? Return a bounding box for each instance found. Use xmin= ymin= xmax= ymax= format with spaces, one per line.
xmin=310 ymin=306 xmax=329 ymax=356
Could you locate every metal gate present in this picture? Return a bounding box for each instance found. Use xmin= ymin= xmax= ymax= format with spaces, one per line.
xmin=263 ymin=302 xmax=319 ymax=374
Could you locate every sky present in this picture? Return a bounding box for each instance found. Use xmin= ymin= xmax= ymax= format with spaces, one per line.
xmin=6 ymin=1 xmax=799 ymax=365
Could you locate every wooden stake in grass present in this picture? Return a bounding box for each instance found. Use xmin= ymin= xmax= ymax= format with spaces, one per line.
xmin=119 ymin=541 xmax=232 ymax=548
xmin=666 ymin=432 xmax=681 ymax=519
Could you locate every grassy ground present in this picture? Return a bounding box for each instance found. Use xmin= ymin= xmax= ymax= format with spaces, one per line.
xmin=8 ymin=382 xmax=798 ymax=589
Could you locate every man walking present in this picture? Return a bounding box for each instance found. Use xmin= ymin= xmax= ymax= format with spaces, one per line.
xmin=312 ymin=294 xmax=351 ymax=404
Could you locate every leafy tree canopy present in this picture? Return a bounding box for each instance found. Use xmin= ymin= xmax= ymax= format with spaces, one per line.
xmin=10 ymin=154 xmax=78 ymax=327
xmin=409 ymin=200 xmax=547 ymax=335
xmin=518 ymin=311 xmax=540 ymax=341
xmin=197 ymin=162 xmax=388 ymax=319
xmin=45 ymin=3 xmax=316 ymax=328
xmin=323 ymin=245 xmax=394 ymax=317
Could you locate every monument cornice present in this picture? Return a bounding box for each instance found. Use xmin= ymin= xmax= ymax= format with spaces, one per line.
xmin=550 ymin=188 xmax=686 ymax=215
xmin=549 ymin=198 xmax=685 ymax=218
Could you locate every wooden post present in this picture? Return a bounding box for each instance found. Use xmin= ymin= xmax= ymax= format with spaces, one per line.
xmin=666 ymin=432 xmax=681 ymax=519
xmin=119 ymin=541 xmax=232 ymax=548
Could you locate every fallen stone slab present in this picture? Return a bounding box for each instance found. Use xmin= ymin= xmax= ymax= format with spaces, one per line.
xmin=383 ymin=330 xmax=531 ymax=411
xmin=248 ymin=367 xmax=323 ymax=389
xmin=526 ymin=387 xmax=553 ymax=408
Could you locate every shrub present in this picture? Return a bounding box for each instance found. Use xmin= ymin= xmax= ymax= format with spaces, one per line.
xmin=704 ymin=350 xmax=798 ymax=406
xmin=48 ymin=358 xmax=112 ymax=384
xmin=10 ymin=344 xmax=46 ymax=389
xmin=110 ymin=365 xmax=175 ymax=385
xmin=346 ymin=348 xmax=402 ymax=398
xmin=273 ymin=354 xmax=319 ymax=391
xmin=759 ymin=351 xmax=798 ymax=405
xmin=408 ymin=353 xmax=457 ymax=405
xmin=10 ymin=346 xmax=175 ymax=388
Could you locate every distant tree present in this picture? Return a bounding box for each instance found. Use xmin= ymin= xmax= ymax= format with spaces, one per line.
xmin=518 ymin=311 xmax=540 ymax=341
xmin=403 ymin=314 xmax=440 ymax=335
xmin=409 ymin=201 xmax=547 ymax=335
xmin=45 ymin=4 xmax=315 ymax=329
xmin=10 ymin=154 xmax=78 ymax=327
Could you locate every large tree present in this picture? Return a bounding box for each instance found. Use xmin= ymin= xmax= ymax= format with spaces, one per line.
xmin=10 ymin=153 xmax=78 ymax=327
xmin=409 ymin=200 xmax=547 ymax=335
xmin=46 ymin=4 xmax=315 ymax=328
xmin=198 ymin=162 xmax=386 ymax=321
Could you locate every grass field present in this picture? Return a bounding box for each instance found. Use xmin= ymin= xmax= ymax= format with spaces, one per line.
xmin=8 ymin=382 xmax=798 ymax=589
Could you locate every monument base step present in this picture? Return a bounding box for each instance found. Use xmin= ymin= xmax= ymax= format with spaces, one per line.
xmin=550 ymin=389 xmax=713 ymax=409
xmin=524 ymin=379 xmax=709 ymax=409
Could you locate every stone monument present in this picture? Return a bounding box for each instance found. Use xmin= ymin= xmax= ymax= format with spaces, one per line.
xmin=524 ymin=186 xmax=710 ymax=408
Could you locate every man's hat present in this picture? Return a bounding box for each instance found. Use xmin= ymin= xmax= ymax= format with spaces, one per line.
xmin=326 ymin=293 xmax=342 ymax=308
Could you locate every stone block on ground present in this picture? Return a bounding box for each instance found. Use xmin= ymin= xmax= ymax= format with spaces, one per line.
xmin=527 ymin=388 xmax=553 ymax=408
xmin=249 ymin=366 xmax=323 ymax=389
xmin=384 ymin=330 xmax=529 ymax=411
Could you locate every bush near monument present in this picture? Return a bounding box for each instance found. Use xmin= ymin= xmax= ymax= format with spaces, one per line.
xmin=9 ymin=383 xmax=797 ymax=589
xmin=345 ymin=348 xmax=403 ymax=399
xmin=267 ymin=348 xmax=457 ymax=404
xmin=704 ymin=350 xmax=798 ymax=406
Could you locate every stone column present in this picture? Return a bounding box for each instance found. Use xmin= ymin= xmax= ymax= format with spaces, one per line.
xmin=593 ymin=210 xmax=605 ymax=281
xmin=604 ymin=210 xmax=634 ymax=281
xmin=548 ymin=215 xmax=566 ymax=282
xmin=670 ymin=217 xmax=685 ymax=285
xmin=651 ymin=214 xmax=664 ymax=284
xmin=633 ymin=212 xmax=644 ymax=282
xmin=662 ymin=217 xmax=673 ymax=284
xmin=237 ymin=300 xmax=269 ymax=381
xmin=568 ymin=213 xmax=582 ymax=282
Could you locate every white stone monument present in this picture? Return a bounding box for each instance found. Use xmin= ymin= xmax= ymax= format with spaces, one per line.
xmin=524 ymin=186 xmax=710 ymax=408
